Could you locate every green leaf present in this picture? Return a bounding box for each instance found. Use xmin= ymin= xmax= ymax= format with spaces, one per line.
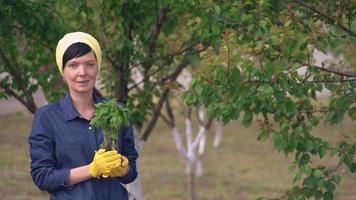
xmin=304 ymin=140 xmax=314 ymax=152
xmin=285 ymin=101 xmax=295 ymax=115
xmin=313 ymin=169 xmax=324 ymax=178
xmin=294 ymin=170 xmax=302 ymax=183
xmin=257 ymin=129 xmax=270 ymax=141
xmin=257 ymin=84 xmax=274 ymax=97
xmin=90 ymin=99 xmax=129 ymax=151
xmin=331 ymin=175 xmax=341 ymax=185
xmin=325 ymin=180 xmax=335 ymax=192
xmin=303 ymin=176 xmax=317 ymax=187
xmin=271 ymin=132 xmax=287 ymax=151
xmin=317 ymin=146 xmax=327 ymax=158
xmin=301 ymin=165 xmax=312 ymax=175
xmin=314 ymin=190 xmax=323 ymax=200
xmin=272 ymin=133 xmax=283 ymax=147
xmin=348 ymin=106 xmax=356 ymax=120
xmin=351 ymin=163 xmax=356 ymax=173
xmin=294 ymin=126 xmax=303 ymax=136
xmin=302 ymin=187 xmax=313 ymax=197
xmin=231 ymin=67 xmax=241 ymax=85
xmin=311 ymin=116 xmax=320 ymax=126
xmin=298 ymin=153 xmax=311 ymax=167
xmin=323 ymin=192 xmax=333 ymax=200
xmin=213 ymin=5 xmax=221 ymax=16
xmin=214 ymin=67 xmax=226 ymax=83
xmin=242 ymin=111 xmax=253 ymax=127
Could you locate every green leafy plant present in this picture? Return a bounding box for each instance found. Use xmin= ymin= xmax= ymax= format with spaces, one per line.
xmin=90 ymin=99 xmax=129 ymax=152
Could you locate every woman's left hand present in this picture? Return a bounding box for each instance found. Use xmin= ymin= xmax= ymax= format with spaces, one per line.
xmin=108 ymin=155 xmax=129 ymax=177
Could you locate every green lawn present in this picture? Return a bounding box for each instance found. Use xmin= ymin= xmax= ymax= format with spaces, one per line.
xmin=0 ymin=111 xmax=355 ymax=200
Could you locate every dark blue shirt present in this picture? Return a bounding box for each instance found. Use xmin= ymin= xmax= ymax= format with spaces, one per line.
xmin=28 ymin=92 xmax=138 ymax=200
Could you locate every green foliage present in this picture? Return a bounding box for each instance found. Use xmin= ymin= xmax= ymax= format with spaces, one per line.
xmin=0 ymin=0 xmax=68 ymax=106
xmin=1 ymin=0 xmax=223 ymax=122
xmin=183 ymin=0 xmax=356 ymax=199
xmin=90 ymin=99 xmax=129 ymax=151
xmin=1 ymin=0 xmax=355 ymax=198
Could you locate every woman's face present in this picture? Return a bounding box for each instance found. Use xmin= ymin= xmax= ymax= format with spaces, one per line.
xmin=63 ymin=51 xmax=98 ymax=94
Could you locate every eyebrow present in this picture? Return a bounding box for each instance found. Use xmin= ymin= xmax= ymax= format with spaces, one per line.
xmin=67 ymin=59 xmax=96 ymax=64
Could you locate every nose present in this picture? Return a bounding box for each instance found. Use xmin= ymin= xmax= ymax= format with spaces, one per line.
xmin=78 ymin=64 xmax=87 ymax=76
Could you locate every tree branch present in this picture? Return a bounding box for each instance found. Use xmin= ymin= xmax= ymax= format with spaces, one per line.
xmin=138 ymin=45 xmax=207 ymax=141
xmin=348 ymin=0 xmax=352 ymax=31
xmin=159 ymin=113 xmax=172 ymax=127
xmin=99 ymin=0 xmax=108 ymax=46
xmin=13 ymin=24 xmax=54 ymax=53
xmin=165 ymin=97 xmax=175 ymax=127
xmin=148 ymin=4 xmax=169 ymax=60
xmin=0 ymin=80 xmax=36 ymax=113
xmin=128 ymin=45 xmax=207 ymax=91
xmin=295 ymin=0 xmax=356 ymax=37
xmin=83 ymin=0 xmax=93 ymax=34
xmin=140 ymin=53 xmax=193 ymax=140
xmin=307 ymin=78 xmax=356 ymax=83
xmin=311 ymin=65 xmax=356 ymax=78
xmin=141 ymin=89 xmax=170 ymax=141
xmin=143 ymin=4 xmax=169 ymax=76
xmin=0 ymin=47 xmax=37 ymax=113
xmin=160 ymin=57 xmax=191 ymax=84
xmin=114 ymin=17 xmax=136 ymax=103
xmin=295 ymin=61 xmax=356 ymax=78
xmin=195 ymin=107 xmax=213 ymax=129
xmin=128 ymin=46 xmax=191 ymax=71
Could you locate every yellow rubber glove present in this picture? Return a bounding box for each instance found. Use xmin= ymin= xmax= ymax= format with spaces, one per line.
xmin=108 ymin=154 xmax=129 ymax=177
xmin=89 ymin=149 xmax=121 ymax=178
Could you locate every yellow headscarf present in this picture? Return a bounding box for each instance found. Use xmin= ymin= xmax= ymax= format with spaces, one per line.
xmin=55 ymin=32 xmax=102 ymax=74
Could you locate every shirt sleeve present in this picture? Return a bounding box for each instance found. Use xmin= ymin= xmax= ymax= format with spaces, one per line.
xmin=28 ymin=108 xmax=70 ymax=192
xmin=117 ymin=124 xmax=139 ymax=184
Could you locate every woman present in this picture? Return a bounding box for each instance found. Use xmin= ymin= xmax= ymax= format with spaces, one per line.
xmin=28 ymin=32 xmax=138 ymax=200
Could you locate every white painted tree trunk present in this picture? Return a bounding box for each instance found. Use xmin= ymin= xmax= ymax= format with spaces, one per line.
xmin=170 ymin=108 xmax=208 ymax=200
xmin=126 ymin=107 xmax=211 ymax=200
xmin=213 ymin=120 xmax=223 ymax=148
xmin=127 ymin=169 xmax=143 ymax=200
xmin=196 ymin=133 xmax=205 ymax=177
xmin=126 ymin=129 xmax=145 ymax=200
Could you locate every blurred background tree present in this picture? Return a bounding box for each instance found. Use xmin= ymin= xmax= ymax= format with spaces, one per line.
xmin=1 ymin=0 xmax=223 ymax=199
xmin=0 ymin=0 xmax=355 ymax=200
xmin=183 ymin=0 xmax=355 ymax=199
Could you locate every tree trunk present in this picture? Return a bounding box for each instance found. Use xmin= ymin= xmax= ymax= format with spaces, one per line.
xmin=196 ymin=133 xmax=205 ymax=178
xmin=126 ymin=130 xmax=144 ymax=200
xmin=188 ymin=160 xmax=197 ymax=200
xmin=127 ymin=172 xmax=143 ymax=200
xmin=213 ymin=120 xmax=223 ymax=148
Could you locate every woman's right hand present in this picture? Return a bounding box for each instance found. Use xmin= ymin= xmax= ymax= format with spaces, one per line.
xmin=89 ymin=149 xmax=121 ymax=178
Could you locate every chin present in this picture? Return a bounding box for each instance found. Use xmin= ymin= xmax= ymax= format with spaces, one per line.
xmin=72 ymin=87 xmax=94 ymax=94
xmin=68 ymin=82 xmax=95 ymax=94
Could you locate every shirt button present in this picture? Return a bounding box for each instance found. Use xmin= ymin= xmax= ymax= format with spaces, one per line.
xmin=89 ymin=126 xmax=92 ymax=130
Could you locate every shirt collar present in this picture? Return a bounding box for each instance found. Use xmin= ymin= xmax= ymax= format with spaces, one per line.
xmin=60 ymin=92 xmax=105 ymax=121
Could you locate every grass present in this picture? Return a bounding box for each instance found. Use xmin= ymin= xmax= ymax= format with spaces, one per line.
xmin=0 ymin=111 xmax=355 ymax=200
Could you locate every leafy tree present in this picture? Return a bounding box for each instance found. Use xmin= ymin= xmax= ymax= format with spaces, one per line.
xmin=2 ymin=0 xmax=355 ymax=199
xmin=1 ymin=1 xmax=223 ymax=199
xmin=183 ymin=0 xmax=355 ymax=199
xmin=0 ymin=0 xmax=68 ymax=113
xmin=55 ymin=2 xmax=222 ymax=198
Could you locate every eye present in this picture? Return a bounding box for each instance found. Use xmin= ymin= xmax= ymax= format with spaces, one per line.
xmin=67 ymin=63 xmax=78 ymax=68
xmin=87 ymin=63 xmax=96 ymax=67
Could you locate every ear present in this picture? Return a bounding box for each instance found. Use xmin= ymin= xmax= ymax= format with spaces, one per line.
xmin=62 ymin=75 xmax=68 ymax=84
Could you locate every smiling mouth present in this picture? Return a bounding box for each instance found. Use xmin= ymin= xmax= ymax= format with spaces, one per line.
xmin=77 ymin=80 xmax=89 ymax=83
